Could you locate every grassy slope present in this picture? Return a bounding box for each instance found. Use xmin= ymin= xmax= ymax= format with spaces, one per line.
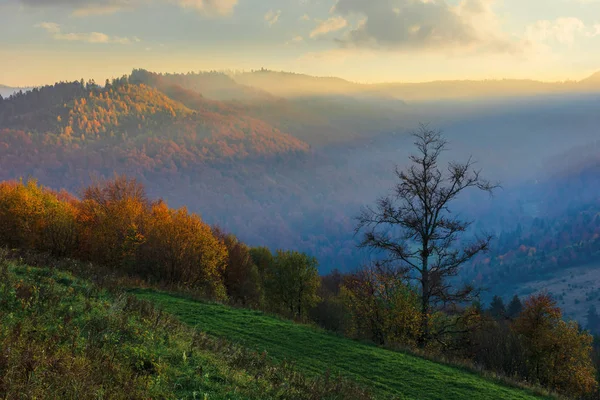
xmin=0 ymin=263 xmax=369 ymax=400
xmin=133 ymin=289 xmax=547 ymax=400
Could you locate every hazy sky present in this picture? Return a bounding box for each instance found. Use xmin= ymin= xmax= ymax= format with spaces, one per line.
xmin=2 ymin=0 xmax=600 ymax=86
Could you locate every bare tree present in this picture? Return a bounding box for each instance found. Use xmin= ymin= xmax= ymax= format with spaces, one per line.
xmin=356 ymin=125 xmax=498 ymax=347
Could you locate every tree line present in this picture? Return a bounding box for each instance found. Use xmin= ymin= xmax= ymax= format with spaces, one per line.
xmin=0 ymin=176 xmax=320 ymax=317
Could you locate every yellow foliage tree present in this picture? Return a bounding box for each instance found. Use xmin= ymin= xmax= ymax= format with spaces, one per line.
xmin=142 ymin=201 xmax=228 ymax=300
xmin=513 ymin=293 xmax=597 ymax=397
xmin=340 ymin=264 xmax=421 ymax=346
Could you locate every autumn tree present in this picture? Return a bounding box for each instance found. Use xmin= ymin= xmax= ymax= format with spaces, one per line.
xmin=513 ymin=293 xmax=597 ymax=396
xmin=250 ymin=246 xmax=276 ymax=296
xmin=340 ymin=263 xmax=420 ymax=346
xmin=0 ymin=180 xmax=47 ymax=249
xmin=310 ymin=269 xmax=348 ymax=333
xmin=264 ymin=250 xmax=320 ymax=319
xmin=142 ymin=201 xmax=228 ymax=299
xmin=39 ymin=191 xmax=79 ymax=257
xmin=213 ymin=227 xmax=263 ymax=306
xmin=77 ymin=175 xmax=150 ymax=267
xmin=356 ymin=125 xmax=497 ymax=347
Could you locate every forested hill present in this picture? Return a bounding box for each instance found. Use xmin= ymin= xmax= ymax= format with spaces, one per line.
xmin=0 ymin=78 xmax=310 ymax=187
xmin=464 ymin=143 xmax=600 ymax=285
xmin=128 ymin=68 xmax=407 ymax=146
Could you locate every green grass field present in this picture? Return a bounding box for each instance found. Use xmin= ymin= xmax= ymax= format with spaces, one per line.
xmin=133 ymin=289 xmax=549 ymax=400
xmin=0 ymin=263 xmax=370 ymax=400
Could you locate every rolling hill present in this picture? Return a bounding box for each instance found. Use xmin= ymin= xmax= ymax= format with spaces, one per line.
xmin=0 ymin=78 xmax=310 ymax=188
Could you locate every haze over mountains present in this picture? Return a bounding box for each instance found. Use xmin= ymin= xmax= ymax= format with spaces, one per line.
xmin=0 ymin=85 xmax=32 ymax=99
xmin=2 ymin=68 xmax=600 ymax=322
xmin=230 ymin=70 xmax=600 ymax=101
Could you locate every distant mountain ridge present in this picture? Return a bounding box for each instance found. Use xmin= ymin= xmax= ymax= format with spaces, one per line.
xmin=227 ymin=69 xmax=600 ymax=101
xmin=4 ymin=69 xmax=600 ymax=102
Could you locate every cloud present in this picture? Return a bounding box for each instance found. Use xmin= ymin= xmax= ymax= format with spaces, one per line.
xmin=525 ymin=17 xmax=600 ymax=46
xmin=71 ymin=5 xmax=125 ymax=16
xmin=300 ymin=14 xmax=310 ymax=22
xmin=16 ymin=0 xmax=238 ymax=17
xmin=19 ymin=0 xmax=135 ymax=15
xmin=330 ymin=0 xmax=516 ymax=53
xmin=175 ymin=0 xmax=237 ymax=16
xmin=310 ymin=16 xmax=348 ymax=38
xmin=264 ymin=9 xmax=282 ymax=26
xmin=287 ymin=35 xmax=304 ymax=44
xmin=36 ymin=22 xmax=141 ymax=44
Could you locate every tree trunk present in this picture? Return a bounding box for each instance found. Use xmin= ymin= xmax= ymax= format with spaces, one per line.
xmin=419 ymin=253 xmax=430 ymax=348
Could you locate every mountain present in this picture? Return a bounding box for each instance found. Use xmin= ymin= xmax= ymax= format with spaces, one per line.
xmin=233 ymin=70 xmax=366 ymax=98
xmin=579 ymin=70 xmax=600 ymax=86
xmin=0 ymin=78 xmax=310 ymax=192
xmin=229 ymin=69 xmax=600 ymax=102
xmin=129 ymin=69 xmax=408 ymax=146
xmin=129 ymin=69 xmax=275 ymax=102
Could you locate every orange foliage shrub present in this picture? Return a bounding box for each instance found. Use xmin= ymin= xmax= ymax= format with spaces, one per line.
xmin=0 ymin=177 xmax=228 ymax=297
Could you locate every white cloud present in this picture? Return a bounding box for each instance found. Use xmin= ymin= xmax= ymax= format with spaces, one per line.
xmin=175 ymin=0 xmax=238 ymax=16
xmin=18 ymin=0 xmax=238 ymax=17
xmin=36 ymin=22 xmax=140 ymax=44
xmin=265 ymin=9 xmax=282 ymax=26
xmin=310 ymin=16 xmax=348 ymax=38
xmin=287 ymin=35 xmax=304 ymax=45
xmin=70 ymin=4 xmax=125 ymax=16
xmin=330 ymin=0 xmax=517 ymax=53
xmin=36 ymin=22 xmax=61 ymax=34
xmin=525 ymin=17 xmax=600 ymax=46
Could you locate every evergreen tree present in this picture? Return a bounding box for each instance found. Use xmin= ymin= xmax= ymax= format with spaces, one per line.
xmin=489 ymin=295 xmax=506 ymax=319
xmin=586 ymin=305 xmax=600 ymax=334
xmin=507 ymin=295 xmax=523 ymax=318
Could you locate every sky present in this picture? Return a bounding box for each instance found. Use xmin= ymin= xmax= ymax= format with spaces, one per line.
xmin=1 ymin=0 xmax=600 ymax=86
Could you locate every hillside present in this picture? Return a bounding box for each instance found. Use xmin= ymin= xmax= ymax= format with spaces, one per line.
xmin=0 ymin=79 xmax=309 ymax=187
xmin=130 ymin=69 xmax=274 ymax=101
xmin=461 ymin=142 xmax=600 ymax=320
xmin=0 ymin=260 xmax=370 ymax=399
xmin=133 ymin=289 xmax=546 ymax=400
xmin=130 ymin=69 xmax=407 ymax=146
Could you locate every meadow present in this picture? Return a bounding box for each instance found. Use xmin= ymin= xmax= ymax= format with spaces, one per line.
xmin=0 ymin=260 xmax=371 ymax=400
xmin=133 ymin=289 xmax=549 ymax=400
